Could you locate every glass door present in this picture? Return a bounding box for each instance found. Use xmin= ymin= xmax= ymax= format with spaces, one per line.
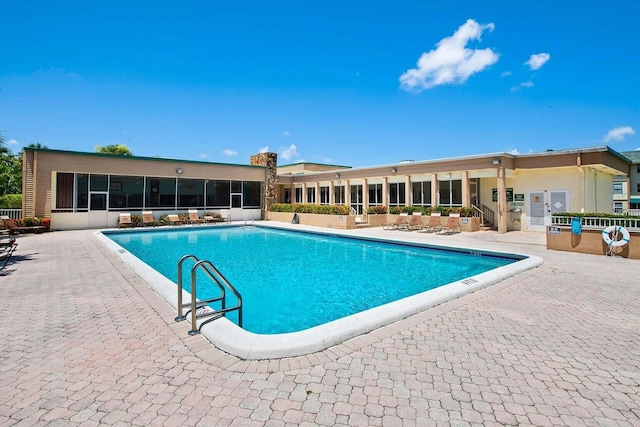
xmin=88 ymin=174 xmax=109 ymax=228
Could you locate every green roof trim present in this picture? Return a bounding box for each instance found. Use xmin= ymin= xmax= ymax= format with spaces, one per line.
xmin=25 ymin=147 xmax=265 ymax=169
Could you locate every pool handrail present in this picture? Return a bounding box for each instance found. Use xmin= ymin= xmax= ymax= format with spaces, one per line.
xmin=175 ymin=254 xmax=243 ymax=335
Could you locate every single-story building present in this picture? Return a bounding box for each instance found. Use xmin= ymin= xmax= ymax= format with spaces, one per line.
xmin=22 ymin=145 xmax=631 ymax=233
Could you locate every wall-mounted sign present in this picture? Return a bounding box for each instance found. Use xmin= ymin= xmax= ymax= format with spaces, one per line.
xmin=514 ymin=193 xmax=525 ymax=201
xmin=492 ymin=188 xmax=514 ymax=202
xmin=548 ymin=226 xmax=561 ymax=235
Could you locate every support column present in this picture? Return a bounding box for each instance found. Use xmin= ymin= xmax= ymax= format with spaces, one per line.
xmin=497 ymin=166 xmax=508 ymax=233
xmin=362 ymin=179 xmax=368 ymax=214
xmin=301 ymin=183 xmax=307 ymax=204
xmin=314 ymin=182 xmax=320 ymax=205
xmin=382 ymin=177 xmax=388 ymax=209
xmin=431 ymin=174 xmax=439 ymax=207
xmin=461 ymin=171 xmax=470 ymax=208
xmin=329 ymin=181 xmax=335 ymax=206
xmin=345 ymin=180 xmax=351 ymax=209
xmin=405 ymin=175 xmax=411 ymax=207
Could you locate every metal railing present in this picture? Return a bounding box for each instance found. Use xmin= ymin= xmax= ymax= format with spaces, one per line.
xmin=470 ymin=204 xmax=485 ymax=226
xmin=551 ymin=216 xmax=640 ymax=230
xmin=480 ymin=204 xmax=495 ymax=227
xmin=175 ymin=254 xmax=243 ymax=335
xmin=0 ymin=209 xmax=22 ymax=220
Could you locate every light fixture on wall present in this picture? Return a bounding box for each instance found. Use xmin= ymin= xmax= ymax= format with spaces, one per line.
xmin=491 ymin=159 xmax=501 ymax=166
xmin=391 ymin=168 xmax=397 ymax=173
xmin=176 ymin=168 xmax=183 ymax=174
xmin=335 ymin=173 xmax=340 ymax=178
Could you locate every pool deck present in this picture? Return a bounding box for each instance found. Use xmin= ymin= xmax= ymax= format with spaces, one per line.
xmin=1 ymin=223 xmax=639 ymax=426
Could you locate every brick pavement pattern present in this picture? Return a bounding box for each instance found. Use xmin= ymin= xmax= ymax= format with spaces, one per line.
xmin=0 ymin=229 xmax=639 ymax=426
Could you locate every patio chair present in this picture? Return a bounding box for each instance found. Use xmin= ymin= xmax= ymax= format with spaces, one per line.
xmin=188 ymin=209 xmax=204 ymax=224
xmin=142 ymin=211 xmax=155 ymax=227
xmin=435 ymin=213 xmax=462 ymax=235
xmin=399 ymin=212 xmax=424 ymax=231
xmin=382 ymin=213 xmax=409 ymax=230
xmin=168 ymin=214 xmax=183 ymax=225
xmin=118 ymin=213 xmax=133 ymax=228
xmin=0 ymin=237 xmax=17 ymax=271
xmin=417 ymin=212 xmax=442 ymax=233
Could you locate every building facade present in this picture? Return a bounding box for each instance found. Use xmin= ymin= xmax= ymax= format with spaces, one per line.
xmin=22 ymin=148 xmax=270 ymax=230
xmin=22 ymin=146 xmax=631 ymax=233
xmin=275 ymin=146 xmax=630 ymax=233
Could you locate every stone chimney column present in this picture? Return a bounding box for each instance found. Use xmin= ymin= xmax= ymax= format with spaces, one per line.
xmin=250 ymin=152 xmax=278 ymax=220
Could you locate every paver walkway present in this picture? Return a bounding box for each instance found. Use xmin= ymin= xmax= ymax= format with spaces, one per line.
xmin=1 ymin=227 xmax=639 ymax=426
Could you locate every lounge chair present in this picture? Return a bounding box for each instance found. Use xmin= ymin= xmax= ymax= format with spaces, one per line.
xmin=0 ymin=237 xmax=17 ymax=271
xmin=188 ymin=209 xmax=204 ymax=224
xmin=142 ymin=211 xmax=155 ymax=227
xmin=168 ymin=214 xmax=183 ymax=225
xmin=435 ymin=213 xmax=462 ymax=234
xmin=382 ymin=213 xmax=409 ymax=230
xmin=417 ymin=212 xmax=442 ymax=233
xmin=399 ymin=212 xmax=424 ymax=231
xmin=0 ymin=216 xmax=45 ymax=235
xmin=118 ymin=213 xmax=133 ymax=228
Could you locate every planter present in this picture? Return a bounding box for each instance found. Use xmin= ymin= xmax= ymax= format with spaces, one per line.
xmin=546 ymin=226 xmax=640 ymax=259
xmin=268 ymin=211 xmax=351 ymax=229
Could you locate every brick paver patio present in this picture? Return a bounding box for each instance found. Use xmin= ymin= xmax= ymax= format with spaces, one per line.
xmin=1 ymin=226 xmax=638 ymax=426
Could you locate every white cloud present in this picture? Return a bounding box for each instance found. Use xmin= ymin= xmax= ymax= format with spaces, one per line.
xmin=282 ymin=131 xmax=291 ymax=137
xmin=198 ymin=153 xmax=209 ymax=159
xmin=279 ymin=144 xmax=299 ymax=161
xmin=222 ymin=149 xmax=238 ymax=157
xmin=258 ymin=146 xmax=269 ymax=153
xmin=525 ymin=53 xmax=550 ymax=70
xmin=603 ymin=126 xmax=635 ymax=142
xmin=500 ymin=71 xmax=512 ymax=77
xmin=509 ymin=148 xmax=520 ymax=155
xmin=510 ymin=81 xmax=534 ymax=92
xmin=6 ymin=139 xmax=19 ymax=146
xmin=399 ymin=19 xmax=499 ymax=92
xmin=323 ymin=157 xmax=332 ymax=163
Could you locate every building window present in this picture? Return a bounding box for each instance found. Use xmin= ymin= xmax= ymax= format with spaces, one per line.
xmin=146 ymin=177 xmax=177 ymax=208
xmin=177 ymin=179 xmax=205 ymax=208
xmin=295 ymin=187 xmax=303 ymax=203
xmin=109 ymin=176 xmax=144 ymax=209
xmin=206 ymin=180 xmax=230 ymax=207
xmin=637 ymin=165 xmax=640 ymax=174
xmin=613 ymin=202 xmax=623 ymax=213
xmin=637 ymin=183 xmax=640 ymax=193
xmin=388 ymin=183 xmax=406 ymax=207
xmin=242 ymin=182 xmax=261 ymax=207
xmin=320 ymin=186 xmax=330 ymax=204
xmin=411 ymin=181 xmax=432 ymax=207
xmin=438 ymin=179 xmax=462 ymax=207
xmin=307 ymin=187 xmax=316 ymax=203
xmin=350 ymin=184 xmax=363 ymax=214
xmin=368 ymin=183 xmax=383 ymax=206
xmin=334 ymin=185 xmax=345 ymax=205
xmin=613 ymin=183 xmax=623 ymax=195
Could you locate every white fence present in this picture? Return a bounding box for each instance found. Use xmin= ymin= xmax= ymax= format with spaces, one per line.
xmin=552 ymin=216 xmax=640 ymax=231
xmin=0 ymin=209 xmax=22 ymax=220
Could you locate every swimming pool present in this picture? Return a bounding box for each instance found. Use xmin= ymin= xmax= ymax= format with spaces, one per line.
xmin=98 ymin=223 xmax=542 ymax=358
xmin=106 ymin=226 xmax=515 ymax=334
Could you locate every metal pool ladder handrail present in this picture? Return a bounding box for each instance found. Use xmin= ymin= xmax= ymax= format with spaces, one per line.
xmin=175 ymin=254 xmax=243 ymax=335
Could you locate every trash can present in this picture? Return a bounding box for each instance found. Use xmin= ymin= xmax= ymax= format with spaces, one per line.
xmin=509 ymin=208 xmax=522 ymax=231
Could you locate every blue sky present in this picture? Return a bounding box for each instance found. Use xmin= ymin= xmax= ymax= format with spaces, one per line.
xmin=1 ymin=1 xmax=638 ymax=167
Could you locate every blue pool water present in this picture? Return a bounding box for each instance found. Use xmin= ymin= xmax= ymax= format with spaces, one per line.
xmin=106 ymin=226 xmax=515 ymax=334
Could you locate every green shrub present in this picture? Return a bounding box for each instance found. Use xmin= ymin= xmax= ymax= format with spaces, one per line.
xmin=270 ymin=203 xmax=349 ymax=215
xmin=0 ymin=194 xmax=22 ymax=209
xmin=366 ymin=206 xmax=388 ymax=214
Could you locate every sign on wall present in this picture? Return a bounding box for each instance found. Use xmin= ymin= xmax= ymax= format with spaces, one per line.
xmin=492 ymin=188 xmax=514 ymax=202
